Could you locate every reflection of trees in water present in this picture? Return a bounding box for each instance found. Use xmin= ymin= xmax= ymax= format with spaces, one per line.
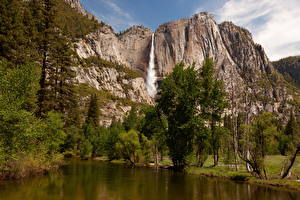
xmin=0 ymin=161 xmax=299 ymax=200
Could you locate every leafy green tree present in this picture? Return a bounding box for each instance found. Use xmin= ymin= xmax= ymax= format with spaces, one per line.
xmin=0 ymin=61 xmax=40 ymax=158
xmin=199 ymin=58 xmax=228 ymax=166
xmin=91 ymin=127 xmax=110 ymax=157
xmin=238 ymin=112 xmax=279 ymax=179
xmin=280 ymin=112 xmax=300 ymax=179
xmin=80 ymin=139 xmax=93 ymax=159
xmin=140 ymin=106 xmax=167 ymax=164
xmin=0 ymin=60 xmax=65 ymax=174
xmin=63 ymin=125 xmax=81 ymax=155
xmin=157 ymin=62 xmax=202 ymax=170
xmin=193 ymin=117 xmax=210 ymax=167
xmin=123 ymin=106 xmax=139 ymax=131
xmin=45 ymin=111 xmax=66 ymax=155
xmin=138 ymin=134 xmax=152 ymax=164
xmin=105 ymin=120 xmax=124 ymax=160
xmin=116 ymin=130 xmax=141 ymax=165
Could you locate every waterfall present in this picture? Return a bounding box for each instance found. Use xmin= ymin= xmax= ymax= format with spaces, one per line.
xmin=146 ymin=33 xmax=157 ymax=98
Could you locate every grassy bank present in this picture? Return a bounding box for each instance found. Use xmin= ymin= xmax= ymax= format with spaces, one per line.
xmin=187 ymin=166 xmax=300 ymax=192
xmin=0 ymin=155 xmax=64 ymax=180
xmin=187 ymin=155 xmax=300 ymax=192
xmin=99 ymin=155 xmax=300 ymax=192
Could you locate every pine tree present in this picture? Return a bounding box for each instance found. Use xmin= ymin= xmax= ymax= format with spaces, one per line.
xmin=86 ymin=94 xmax=100 ymax=127
xmin=34 ymin=0 xmax=76 ymax=116
xmin=0 ymin=0 xmax=31 ymax=66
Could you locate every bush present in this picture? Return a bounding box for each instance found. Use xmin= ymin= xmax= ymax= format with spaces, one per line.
xmin=230 ymin=173 xmax=249 ymax=181
xmin=116 ymin=130 xmax=141 ymax=165
xmin=80 ymin=139 xmax=93 ymax=159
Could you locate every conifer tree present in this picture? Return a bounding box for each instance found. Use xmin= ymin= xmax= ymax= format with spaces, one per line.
xmin=0 ymin=0 xmax=30 ymax=66
xmin=34 ymin=0 xmax=76 ymax=116
xmin=86 ymin=94 xmax=99 ymax=127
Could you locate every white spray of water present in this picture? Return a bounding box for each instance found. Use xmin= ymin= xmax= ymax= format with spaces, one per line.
xmin=146 ymin=33 xmax=157 ymax=98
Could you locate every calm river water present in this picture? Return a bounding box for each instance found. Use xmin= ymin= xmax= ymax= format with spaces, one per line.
xmin=0 ymin=160 xmax=299 ymax=200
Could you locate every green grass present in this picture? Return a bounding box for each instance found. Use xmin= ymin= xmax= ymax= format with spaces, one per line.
xmin=159 ymin=159 xmax=173 ymax=166
xmin=186 ymin=155 xmax=300 ymax=191
xmin=104 ymin=155 xmax=300 ymax=191
xmin=110 ymin=159 xmax=127 ymax=164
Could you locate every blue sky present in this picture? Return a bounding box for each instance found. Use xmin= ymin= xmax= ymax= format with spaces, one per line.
xmin=81 ymin=0 xmax=227 ymax=32
xmin=81 ymin=0 xmax=300 ymax=60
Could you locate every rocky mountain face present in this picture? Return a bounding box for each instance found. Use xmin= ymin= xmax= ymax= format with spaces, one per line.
xmin=64 ymin=0 xmax=95 ymax=19
xmin=272 ymin=56 xmax=300 ymax=87
xmin=76 ymin=25 xmax=153 ymax=73
xmin=155 ymin=13 xmax=295 ymax=118
xmin=68 ymin=0 xmax=297 ymax=124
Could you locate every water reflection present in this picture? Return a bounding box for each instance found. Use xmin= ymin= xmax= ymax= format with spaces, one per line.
xmin=0 ymin=160 xmax=299 ymax=200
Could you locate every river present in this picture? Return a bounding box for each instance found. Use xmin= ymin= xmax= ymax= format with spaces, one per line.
xmin=0 ymin=160 xmax=299 ymax=200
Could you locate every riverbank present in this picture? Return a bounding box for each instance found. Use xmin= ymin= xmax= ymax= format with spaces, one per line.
xmin=185 ymin=155 xmax=300 ymax=192
xmin=187 ymin=166 xmax=300 ymax=192
xmin=0 ymin=155 xmax=64 ymax=180
xmin=101 ymin=155 xmax=300 ymax=192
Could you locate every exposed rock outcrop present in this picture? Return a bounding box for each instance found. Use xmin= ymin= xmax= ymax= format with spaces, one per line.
xmin=74 ymin=66 xmax=153 ymax=104
xmin=71 ymin=5 xmax=296 ymax=122
xmin=272 ymin=56 xmax=300 ymax=87
xmin=64 ymin=0 xmax=95 ymax=20
xmin=76 ymin=26 xmax=153 ymax=73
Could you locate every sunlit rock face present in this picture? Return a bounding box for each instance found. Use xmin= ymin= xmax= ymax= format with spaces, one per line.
xmin=73 ymin=66 xmax=153 ymax=105
xmin=76 ymin=25 xmax=153 ymax=74
xmin=70 ymin=0 xmax=293 ymax=121
xmin=153 ymin=13 xmax=292 ymax=118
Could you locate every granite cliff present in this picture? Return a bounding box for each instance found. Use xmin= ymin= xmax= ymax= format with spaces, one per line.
xmin=67 ymin=1 xmax=297 ymax=124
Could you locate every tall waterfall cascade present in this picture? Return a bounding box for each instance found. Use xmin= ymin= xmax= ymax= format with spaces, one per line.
xmin=146 ymin=33 xmax=157 ymax=98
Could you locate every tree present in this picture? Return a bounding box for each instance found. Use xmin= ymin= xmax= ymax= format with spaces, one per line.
xmin=0 ymin=61 xmax=41 ymax=161
xmin=193 ymin=117 xmax=210 ymax=167
xmin=123 ymin=106 xmax=139 ymax=131
xmin=45 ymin=111 xmax=66 ymax=155
xmin=280 ymin=112 xmax=300 ymax=179
xmin=0 ymin=0 xmax=31 ymax=66
xmin=86 ymin=94 xmax=99 ymax=127
xmin=0 ymin=60 xmax=65 ymax=174
xmin=238 ymin=112 xmax=279 ymax=179
xmin=199 ymin=58 xmax=228 ymax=166
xmin=80 ymin=139 xmax=93 ymax=159
xmin=140 ymin=106 xmax=167 ymax=164
xmin=115 ymin=130 xmax=142 ymax=165
xmin=105 ymin=120 xmax=124 ymax=160
xmin=35 ymin=0 xmax=76 ymax=117
xmin=157 ymin=62 xmax=202 ymax=170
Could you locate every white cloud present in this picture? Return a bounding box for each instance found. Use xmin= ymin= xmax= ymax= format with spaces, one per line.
xmin=217 ymin=0 xmax=300 ymax=60
xmin=99 ymin=0 xmax=138 ymax=32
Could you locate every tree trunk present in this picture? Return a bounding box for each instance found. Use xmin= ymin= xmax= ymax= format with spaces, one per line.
xmin=246 ymin=150 xmax=252 ymax=172
xmin=281 ymin=147 xmax=300 ymax=179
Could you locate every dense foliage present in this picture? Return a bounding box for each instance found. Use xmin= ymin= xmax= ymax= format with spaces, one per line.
xmin=0 ymin=61 xmax=65 ymax=178
xmin=0 ymin=0 xmax=101 ymax=178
